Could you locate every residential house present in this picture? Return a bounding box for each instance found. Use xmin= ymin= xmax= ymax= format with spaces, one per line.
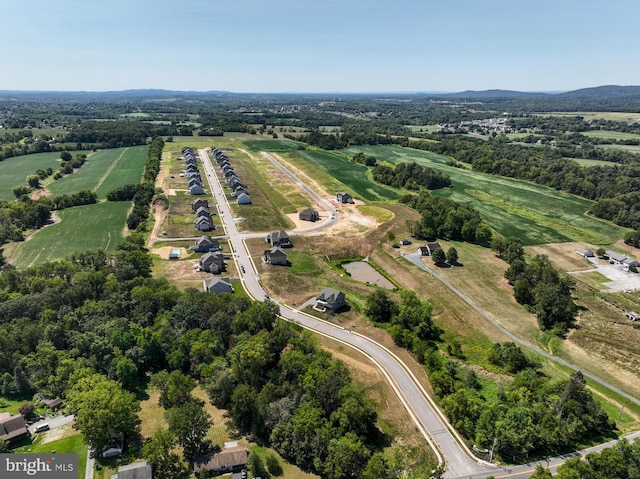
xmin=193 ymin=445 xmax=248 ymax=476
xmin=237 ymin=193 xmax=251 ymax=205
xmin=606 ymin=250 xmax=627 ymax=264
xmin=419 ymin=242 xmax=442 ymax=256
xmin=264 ymin=246 xmax=288 ymax=265
xmin=299 ymin=208 xmax=320 ymax=222
xmin=229 ymin=179 xmax=244 ymax=191
xmin=623 ymin=258 xmax=639 ymax=270
xmin=188 ymin=178 xmax=203 ymax=189
xmin=232 ymin=187 xmax=247 ymax=197
xmin=191 ymin=198 xmax=209 ymax=211
xmin=36 ymin=393 xmax=63 ymax=411
xmin=195 ymin=206 xmax=211 ymax=218
xmin=0 ymin=412 xmax=30 ymax=444
xmin=190 ymin=184 xmax=205 ymax=195
xmin=336 ymin=192 xmax=354 ymax=204
xmin=194 ymin=216 xmax=214 ymax=231
xmin=576 ymin=248 xmax=595 ymax=258
xmin=192 ymin=236 xmax=220 ymax=252
xmin=266 ymin=230 xmax=292 ymax=248
xmin=203 ymin=276 xmax=234 ymax=294
xmin=315 ymin=287 xmax=346 ymax=312
xmin=186 ymin=164 xmax=199 ymax=173
xmin=110 ymin=461 xmax=152 ymax=479
xmin=226 ymin=175 xmax=240 ymax=185
xmin=199 ymin=252 xmax=225 ymax=274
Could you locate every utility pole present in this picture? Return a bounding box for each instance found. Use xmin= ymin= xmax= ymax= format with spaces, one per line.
xmin=489 ymin=437 xmax=497 ymax=463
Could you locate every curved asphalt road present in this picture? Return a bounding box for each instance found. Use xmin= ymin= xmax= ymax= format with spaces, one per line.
xmin=199 ymin=148 xmax=493 ymax=478
xmin=199 ymin=148 xmax=640 ymax=478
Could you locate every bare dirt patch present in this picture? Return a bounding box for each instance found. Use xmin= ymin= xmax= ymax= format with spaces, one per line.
xmin=526 ymin=242 xmax=597 ymax=272
xmin=41 ymin=423 xmax=78 ymax=444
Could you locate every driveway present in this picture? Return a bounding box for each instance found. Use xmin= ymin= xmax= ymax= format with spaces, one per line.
xmin=570 ymin=257 xmax=640 ymax=292
xmin=28 ymin=413 xmax=75 ymax=434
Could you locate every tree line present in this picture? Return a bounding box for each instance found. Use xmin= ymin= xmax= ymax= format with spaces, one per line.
xmin=372 ymin=162 xmax=451 ymax=190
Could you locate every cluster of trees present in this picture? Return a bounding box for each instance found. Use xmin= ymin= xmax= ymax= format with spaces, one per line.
xmin=625 ymin=228 xmax=640 ymax=248
xmin=493 ymin=237 xmax=577 ymax=333
xmin=66 ymin=121 xmax=178 ymax=148
xmin=530 ymin=438 xmax=640 ymax=479
xmin=372 ymin=162 xmax=451 ymax=191
xmin=365 ymin=289 xmax=440 ymax=359
xmin=401 ymin=191 xmax=493 ymax=245
xmin=11 ymin=152 xmax=87 ymax=200
xmin=123 ymin=137 xmax=163 ymax=230
xmin=0 ymin=235 xmax=397 ymax=478
xmin=431 ymin=246 xmax=458 ymax=266
xmin=351 ymin=152 xmax=377 ymax=166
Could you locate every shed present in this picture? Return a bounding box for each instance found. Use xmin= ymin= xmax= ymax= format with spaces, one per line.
xmin=193 ymin=446 xmax=248 ymax=475
xmin=606 ymin=250 xmax=627 ymax=263
xmin=169 ymin=249 xmax=181 ymax=260
xmin=576 ymin=248 xmax=595 ymax=258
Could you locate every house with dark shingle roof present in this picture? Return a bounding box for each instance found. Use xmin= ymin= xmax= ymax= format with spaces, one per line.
xmin=0 ymin=412 xmax=30 ymax=444
xmin=190 ymin=184 xmax=206 ymax=195
xmin=315 ymin=287 xmax=346 ymax=311
xmin=419 ymin=242 xmax=442 ymax=256
xmin=194 ymin=216 xmax=214 ymax=231
xmin=195 ymin=206 xmax=210 ymax=218
xmin=299 ymin=208 xmax=320 ymax=222
xmin=110 ymin=461 xmax=152 ymax=479
xmin=336 ymin=192 xmax=354 ymax=204
xmin=199 ymin=252 xmax=225 ymax=274
xmin=264 ymin=246 xmax=288 ymax=265
xmin=203 ymin=276 xmax=234 ymax=294
xmin=237 ymin=193 xmax=251 ymax=205
xmin=192 ymin=236 xmax=220 ymax=252
xmin=191 ymin=198 xmax=209 ymax=211
xmin=266 ymin=230 xmax=292 ymax=248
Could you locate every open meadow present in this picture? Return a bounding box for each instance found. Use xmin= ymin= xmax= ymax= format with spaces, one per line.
xmin=535 ymin=111 xmax=640 ymax=122
xmin=47 ymin=146 xmax=148 ymax=199
xmin=343 ymin=145 xmax=628 ymax=245
xmin=0 ymin=151 xmax=81 ymax=200
xmin=582 ymin=130 xmax=640 ymax=141
xmin=10 ymin=202 xmax=130 ymax=268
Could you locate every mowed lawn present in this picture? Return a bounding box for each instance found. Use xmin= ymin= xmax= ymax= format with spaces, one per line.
xmin=582 ymin=130 xmax=640 ymax=141
xmin=47 ymin=146 xmax=148 ymax=199
xmin=12 ymin=202 xmax=130 ymax=268
xmin=243 ymin=139 xmax=305 ymax=152
xmin=289 ymin=149 xmax=399 ymax=202
xmin=0 ymin=151 xmax=81 ymax=201
xmin=343 ymin=145 xmax=627 ymax=245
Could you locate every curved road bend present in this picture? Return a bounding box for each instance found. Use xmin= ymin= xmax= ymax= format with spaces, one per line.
xmin=403 ymin=252 xmax=640 ymax=408
xmin=198 ymin=149 xmax=493 ymax=478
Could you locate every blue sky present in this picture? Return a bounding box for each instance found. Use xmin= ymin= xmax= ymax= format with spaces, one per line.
xmin=2 ymin=0 xmax=638 ymax=92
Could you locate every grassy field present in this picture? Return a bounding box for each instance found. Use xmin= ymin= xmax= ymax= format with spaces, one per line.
xmin=13 ymin=427 xmax=87 ymax=479
xmin=343 ymin=145 xmax=627 ymax=245
xmin=536 ymin=112 xmax=640 ymax=122
xmin=568 ymin=157 xmax=619 ymax=167
xmin=47 ymin=146 xmax=148 ymax=199
xmin=286 ymin=149 xmax=400 ymax=202
xmin=11 ymin=202 xmax=130 ymax=268
xmin=0 ymin=151 xmax=83 ymax=201
xmin=597 ymin=143 xmax=640 ymax=154
xmin=582 ymin=130 xmax=640 ymax=141
xmin=242 ymin=138 xmax=305 ymax=152
xmin=0 ymin=128 xmax=66 ymax=139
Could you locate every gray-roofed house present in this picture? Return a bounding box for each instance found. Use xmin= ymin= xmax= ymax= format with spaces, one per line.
xmin=186 ymin=163 xmax=199 ymax=173
xmin=203 ymin=276 xmax=234 ymax=294
xmin=195 ymin=206 xmax=210 ymax=218
xmin=36 ymin=393 xmax=63 ymax=411
xmin=199 ymin=252 xmax=225 ymax=274
xmin=237 ymin=193 xmax=251 ymax=205
xmin=194 ymin=216 xmax=214 ymax=231
xmin=229 ymin=179 xmax=244 ymax=191
xmin=191 ymin=198 xmax=209 ymax=211
xmin=266 ymin=230 xmax=292 ymax=248
xmin=576 ymin=248 xmax=595 ymax=258
xmin=192 ymin=236 xmax=221 ymax=252
xmin=419 ymin=242 xmax=442 ymax=256
xmin=0 ymin=412 xmax=30 ymax=444
xmin=299 ymin=208 xmax=320 ymax=222
xmin=188 ymin=178 xmax=203 ymax=188
xmin=336 ymin=192 xmax=354 ymax=204
xmin=606 ymin=250 xmax=627 ymax=264
xmin=110 ymin=461 xmax=152 ymax=479
xmin=190 ymin=184 xmax=205 ymax=195
xmin=193 ymin=445 xmax=248 ymax=476
xmin=232 ymin=187 xmax=247 ymax=197
xmin=264 ymin=246 xmax=288 ymax=265
xmin=315 ymin=287 xmax=346 ymax=312
xmin=622 ymin=258 xmax=639 ymax=269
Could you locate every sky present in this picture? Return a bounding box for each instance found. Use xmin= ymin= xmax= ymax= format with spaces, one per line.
xmin=2 ymin=0 xmax=638 ymax=93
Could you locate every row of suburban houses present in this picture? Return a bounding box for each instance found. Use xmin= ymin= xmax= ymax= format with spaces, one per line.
xmin=211 ymin=146 xmax=251 ymax=204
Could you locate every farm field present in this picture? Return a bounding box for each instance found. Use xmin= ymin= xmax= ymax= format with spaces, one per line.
xmin=10 ymin=201 xmax=130 ymax=268
xmin=282 ymin=149 xmax=400 ymax=202
xmin=0 ymin=150 xmax=82 ymax=201
xmin=582 ymin=130 xmax=640 ymax=141
xmin=342 ymin=145 xmax=628 ymax=245
xmin=536 ymin=111 xmax=640 ymax=122
xmin=47 ymin=146 xmax=148 ymax=199
xmin=243 ymin=138 xmax=305 ymax=152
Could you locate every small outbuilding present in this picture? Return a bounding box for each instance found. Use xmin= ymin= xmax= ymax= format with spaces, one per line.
xmin=193 ymin=445 xmax=248 ymax=476
xmin=576 ymin=248 xmax=595 ymax=258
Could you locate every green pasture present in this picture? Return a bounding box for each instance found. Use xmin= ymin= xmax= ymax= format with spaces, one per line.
xmin=11 ymin=202 xmax=130 ymax=269
xmin=582 ymin=130 xmax=640 ymax=141
xmin=597 ymin=144 xmax=640 ymax=154
xmin=48 ymin=146 xmax=148 ymax=199
xmin=535 ymin=111 xmax=640 ymax=122
xmin=289 ymin=149 xmax=399 ymax=202
xmin=405 ymin=125 xmax=441 ymax=133
xmin=14 ymin=432 xmax=87 ymax=479
xmin=343 ymin=145 xmax=627 ymax=245
xmin=0 ymin=151 xmax=82 ymax=201
xmin=242 ymin=139 xmax=305 ymax=152
xmin=569 ymin=157 xmax=619 ymax=167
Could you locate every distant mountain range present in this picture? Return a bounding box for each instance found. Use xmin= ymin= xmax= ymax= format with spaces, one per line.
xmin=1 ymin=85 xmax=640 ymax=100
